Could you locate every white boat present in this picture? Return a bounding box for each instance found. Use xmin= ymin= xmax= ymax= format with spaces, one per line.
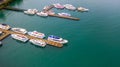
xmin=28 ymin=31 xmax=45 ymax=38
xmin=58 ymin=12 xmax=71 ymax=17
xmin=32 ymin=9 xmax=38 ymax=13
xmin=77 ymin=7 xmax=89 ymax=12
xmin=47 ymin=10 xmax=55 ymax=15
xmin=11 ymin=34 xmax=28 ymax=42
xmin=11 ymin=28 xmax=27 ymax=34
xmin=0 ymin=31 xmax=2 ymax=35
xmin=0 ymin=24 xmax=10 ymax=30
xmin=43 ymin=6 xmax=49 ymax=10
xmin=24 ymin=9 xmax=38 ymax=15
xmin=29 ymin=39 xmax=46 ymax=47
xmin=47 ymin=35 xmax=68 ymax=44
xmin=53 ymin=3 xmax=64 ymax=9
xmin=64 ymin=4 xmax=76 ymax=10
xmin=36 ymin=12 xmax=48 ymax=17
xmin=24 ymin=11 xmax=35 ymax=15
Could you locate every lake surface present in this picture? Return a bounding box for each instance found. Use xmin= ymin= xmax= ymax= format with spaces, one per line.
xmin=0 ymin=0 xmax=120 ymax=67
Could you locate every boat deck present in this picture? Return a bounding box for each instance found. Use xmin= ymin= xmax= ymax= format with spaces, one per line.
xmin=0 ymin=28 xmax=63 ymax=47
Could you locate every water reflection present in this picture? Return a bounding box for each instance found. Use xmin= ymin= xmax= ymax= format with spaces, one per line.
xmin=0 ymin=10 xmax=6 ymax=20
xmin=0 ymin=0 xmax=23 ymax=20
xmin=10 ymin=0 xmax=23 ymax=6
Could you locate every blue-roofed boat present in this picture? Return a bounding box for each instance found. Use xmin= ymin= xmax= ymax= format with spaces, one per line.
xmin=47 ymin=35 xmax=68 ymax=44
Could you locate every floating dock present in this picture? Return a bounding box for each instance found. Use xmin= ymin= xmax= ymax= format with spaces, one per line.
xmin=3 ymin=5 xmax=80 ymax=20
xmin=0 ymin=32 xmax=10 ymax=40
xmin=0 ymin=28 xmax=63 ymax=47
xmin=48 ymin=14 xmax=80 ymax=20
xmin=43 ymin=5 xmax=54 ymax=12
xmin=3 ymin=6 xmax=27 ymax=12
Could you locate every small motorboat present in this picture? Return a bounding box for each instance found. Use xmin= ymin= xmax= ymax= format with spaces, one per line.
xmin=64 ymin=4 xmax=76 ymax=10
xmin=53 ymin=3 xmax=64 ymax=9
xmin=11 ymin=34 xmax=29 ymax=42
xmin=29 ymin=39 xmax=46 ymax=47
xmin=36 ymin=12 xmax=48 ymax=17
xmin=77 ymin=7 xmax=89 ymax=12
xmin=47 ymin=35 xmax=68 ymax=44
xmin=28 ymin=31 xmax=45 ymax=38
xmin=58 ymin=12 xmax=71 ymax=17
xmin=11 ymin=28 xmax=27 ymax=34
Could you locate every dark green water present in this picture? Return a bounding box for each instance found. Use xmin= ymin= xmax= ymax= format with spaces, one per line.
xmin=0 ymin=0 xmax=120 ymax=67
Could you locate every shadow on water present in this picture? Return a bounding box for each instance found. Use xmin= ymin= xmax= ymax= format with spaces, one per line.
xmin=12 ymin=38 xmax=28 ymax=44
xmin=30 ymin=43 xmax=46 ymax=49
xmin=0 ymin=10 xmax=6 ymax=20
xmin=10 ymin=0 xmax=23 ymax=6
xmin=0 ymin=44 xmax=2 ymax=47
xmin=0 ymin=0 xmax=23 ymax=19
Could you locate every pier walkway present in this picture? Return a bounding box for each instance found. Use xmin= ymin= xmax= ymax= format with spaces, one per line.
xmin=0 ymin=28 xmax=63 ymax=47
xmin=3 ymin=6 xmax=80 ymax=20
xmin=48 ymin=14 xmax=80 ymax=20
xmin=42 ymin=5 xmax=54 ymax=12
xmin=3 ymin=6 xmax=26 ymax=12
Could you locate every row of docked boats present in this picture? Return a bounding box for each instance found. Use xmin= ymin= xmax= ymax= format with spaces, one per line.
xmin=24 ymin=8 xmax=71 ymax=17
xmin=0 ymin=24 xmax=68 ymax=47
xmin=23 ymin=4 xmax=89 ymax=18
xmin=53 ymin=3 xmax=89 ymax=11
xmin=24 ymin=9 xmax=49 ymax=17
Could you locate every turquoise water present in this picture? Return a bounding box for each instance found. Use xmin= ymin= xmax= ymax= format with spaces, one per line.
xmin=0 ymin=0 xmax=120 ymax=67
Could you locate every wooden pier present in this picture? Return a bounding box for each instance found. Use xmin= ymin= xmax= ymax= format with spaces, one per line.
xmin=2 ymin=5 xmax=80 ymax=20
xmin=42 ymin=5 xmax=54 ymax=12
xmin=48 ymin=14 xmax=80 ymax=20
xmin=3 ymin=6 xmax=26 ymax=12
xmin=0 ymin=28 xmax=63 ymax=47
xmin=0 ymin=32 xmax=10 ymax=40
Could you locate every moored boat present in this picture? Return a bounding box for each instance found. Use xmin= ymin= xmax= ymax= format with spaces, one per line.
xmin=46 ymin=10 xmax=55 ymax=15
xmin=0 ymin=31 xmax=2 ymax=35
xmin=0 ymin=24 xmax=10 ymax=30
xmin=64 ymin=4 xmax=76 ymax=10
xmin=11 ymin=28 xmax=27 ymax=34
xmin=11 ymin=34 xmax=29 ymax=42
xmin=29 ymin=39 xmax=46 ymax=47
xmin=77 ymin=7 xmax=89 ymax=12
xmin=53 ymin=3 xmax=64 ymax=9
xmin=28 ymin=31 xmax=45 ymax=38
xmin=24 ymin=9 xmax=38 ymax=15
xmin=47 ymin=35 xmax=68 ymax=44
xmin=58 ymin=12 xmax=71 ymax=17
xmin=36 ymin=12 xmax=48 ymax=17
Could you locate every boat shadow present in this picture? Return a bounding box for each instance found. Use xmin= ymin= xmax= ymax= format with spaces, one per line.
xmin=0 ymin=45 xmax=2 ymax=47
xmin=63 ymin=43 xmax=68 ymax=47
xmin=36 ymin=15 xmax=48 ymax=18
xmin=12 ymin=39 xmax=28 ymax=44
xmin=30 ymin=43 xmax=46 ymax=49
xmin=77 ymin=10 xmax=89 ymax=13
